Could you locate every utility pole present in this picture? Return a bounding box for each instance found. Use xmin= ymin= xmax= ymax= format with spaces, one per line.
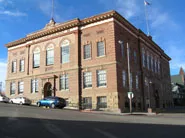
xmin=127 ymin=42 xmax=132 ymax=113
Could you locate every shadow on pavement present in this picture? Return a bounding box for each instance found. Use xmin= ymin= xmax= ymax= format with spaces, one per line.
xmin=0 ymin=117 xmax=185 ymax=138
xmin=161 ymin=106 xmax=185 ymax=113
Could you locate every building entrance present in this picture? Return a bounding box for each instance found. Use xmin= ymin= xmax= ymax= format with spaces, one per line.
xmin=44 ymin=82 xmax=52 ymax=97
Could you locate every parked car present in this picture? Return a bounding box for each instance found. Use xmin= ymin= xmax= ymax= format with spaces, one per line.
xmin=0 ymin=95 xmax=9 ymax=103
xmin=37 ymin=96 xmax=66 ymax=109
xmin=10 ymin=97 xmax=32 ymax=105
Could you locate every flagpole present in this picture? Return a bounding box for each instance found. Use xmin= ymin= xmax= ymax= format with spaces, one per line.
xmin=51 ymin=0 xmax=54 ymax=19
xmin=144 ymin=0 xmax=150 ymax=36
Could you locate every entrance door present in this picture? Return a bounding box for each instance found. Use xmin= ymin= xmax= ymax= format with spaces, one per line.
xmin=44 ymin=82 xmax=52 ymax=98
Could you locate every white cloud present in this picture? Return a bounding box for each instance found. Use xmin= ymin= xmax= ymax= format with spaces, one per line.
xmin=115 ymin=0 xmax=140 ymax=19
xmin=0 ymin=10 xmax=27 ymax=16
xmin=0 ymin=59 xmax=7 ymax=91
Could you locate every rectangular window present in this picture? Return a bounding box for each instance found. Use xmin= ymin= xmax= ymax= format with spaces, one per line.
xmin=136 ymin=75 xmax=139 ymax=89
xmin=60 ymin=74 xmax=69 ymax=90
xmin=147 ymin=54 xmax=150 ymax=70
xmin=97 ymin=96 xmax=107 ymax=108
xmin=46 ymin=49 xmax=54 ymax=65
xmin=31 ymin=79 xmax=38 ymax=93
xmin=84 ymin=44 xmax=91 ymax=59
xmin=82 ymin=97 xmax=92 ymax=109
xmin=121 ymin=43 xmax=124 ymax=57
xmin=97 ymin=70 xmax=107 ymax=87
xmin=18 ymin=81 xmax=24 ymax=94
xmin=83 ymin=72 xmax=92 ymax=88
xmin=122 ymin=70 xmax=126 ymax=87
xmin=158 ymin=60 xmax=160 ymax=74
xmin=61 ymin=46 xmax=69 ymax=63
xmin=10 ymin=82 xmax=16 ymax=95
xmin=12 ymin=61 xmax=16 ymax=73
xmin=20 ymin=59 xmax=24 ymax=72
xmin=33 ymin=53 xmax=40 ymax=68
xmin=97 ymin=41 xmax=105 ymax=57
xmin=134 ymin=51 xmax=137 ymax=63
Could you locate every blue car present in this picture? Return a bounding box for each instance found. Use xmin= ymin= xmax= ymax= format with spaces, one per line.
xmin=37 ymin=96 xmax=66 ymax=109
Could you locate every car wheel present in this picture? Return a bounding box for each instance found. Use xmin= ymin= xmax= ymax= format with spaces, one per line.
xmin=37 ymin=102 xmax=40 ymax=107
xmin=50 ymin=103 xmax=55 ymax=109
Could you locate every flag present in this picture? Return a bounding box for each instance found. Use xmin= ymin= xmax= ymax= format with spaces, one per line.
xmin=144 ymin=0 xmax=150 ymax=6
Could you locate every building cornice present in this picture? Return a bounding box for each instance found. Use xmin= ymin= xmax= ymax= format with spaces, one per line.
xmin=5 ymin=10 xmax=171 ymax=61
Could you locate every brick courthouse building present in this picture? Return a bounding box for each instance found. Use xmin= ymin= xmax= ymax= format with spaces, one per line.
xmin=5 ymin=11 xmax=173 ymax=112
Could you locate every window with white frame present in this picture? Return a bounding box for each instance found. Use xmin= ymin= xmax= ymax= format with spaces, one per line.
xmin=61 ymin=39 xmax=70 ymax=64
xmin=97 ymin=41 xmax=105 ymax=57
xmin=60 ymin=74 xmax=69 ymax=90
xmin=83 ymin=72 xmax=92 ymax=88
xmin=122 ymin=70 xmax=126 ymax=87
xmin=84 ymin=44 xmax=91 ymax=59
xmin=142 ymin=48 xmax=145 ymax=67
xmin=31 ymin=79 xmax=38 ymax=93
xmin=10 ymin=82 xmax=16 ymax=95
xmin=18 ymin=81 xmax=24 ymax=94
xmin=97 ymin=70 xmax=107 ymax=87
xmin=136 ymin=75 xmax=139 ymax=89
xmin=46 ymin=46 xmax=54 ymax=65
xmin=61 ymin=45 xmax=70 ymax=63
xmin=20 ymin=59 xmax=24 ymax=72
xmin=12 ymin=61 xmax=16 ymax=73
xmin=33 ymin=48 xmax=40 ymax=68
xmin=97 ymin=96 xmax=107 ymax=108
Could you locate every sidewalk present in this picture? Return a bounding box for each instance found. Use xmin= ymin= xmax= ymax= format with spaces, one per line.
xmin=80 ymin=110 xmax=157 ymax=116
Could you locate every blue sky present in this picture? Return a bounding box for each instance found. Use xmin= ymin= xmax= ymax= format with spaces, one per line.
xmin=0 ymin=0 xmax=184 ymax=87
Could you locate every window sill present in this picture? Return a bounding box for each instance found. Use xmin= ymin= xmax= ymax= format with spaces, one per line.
xmin=97 ymin=86 xmax=107 ymax=88
xmin=61 ymin=62 xmax=70 ymax=65
xmin=33 ymin=67 xmax=40 ymax=69
xmin=83 ymin=87 xmax=92 ymax=89
xmin=84 ymin=58 xmax=92 ymax=61
xmin=96 ymin=55 xmax=106 ymax=58
xmin=31 ymin=92 xmax=38 ymax=94
xmin=46 ymin=64 xmax=54 ymax=66
xmin=10 ymin=94 xmax=15 ymax=96
xmin=60 ymin=89 xmax=69 ymax=92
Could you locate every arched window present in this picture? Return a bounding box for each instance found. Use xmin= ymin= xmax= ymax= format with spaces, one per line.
xmin=61 ymin=40 xmax=70 ymax=63
xmin=142 ymin=48 xmax=145 ymax=67
xmin=33 ymin=47 xmax=40 ymax=68
xmin=46 ymin=44 xmax=54 ymax=65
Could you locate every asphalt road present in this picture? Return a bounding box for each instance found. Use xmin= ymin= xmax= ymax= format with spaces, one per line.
xmin=0 ymin=103 xmax=185 ymax=138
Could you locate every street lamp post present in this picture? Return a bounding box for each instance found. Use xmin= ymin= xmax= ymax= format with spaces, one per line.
xmin=148 ymin=80 xmax=152 ymax=113
xmin=119 ymin=40 xmax=132 ymax=113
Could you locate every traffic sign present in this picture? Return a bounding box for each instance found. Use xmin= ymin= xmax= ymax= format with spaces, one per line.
xmin=128 ymin=92 xmax=134 ymax=99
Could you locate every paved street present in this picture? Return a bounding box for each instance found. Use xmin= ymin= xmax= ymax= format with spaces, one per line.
xmin=0 ymin=103 xmax=185 ymax=138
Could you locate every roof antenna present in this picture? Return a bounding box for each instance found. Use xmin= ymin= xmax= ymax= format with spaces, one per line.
xmin=51 ymin=0 xmax=54 ymax=20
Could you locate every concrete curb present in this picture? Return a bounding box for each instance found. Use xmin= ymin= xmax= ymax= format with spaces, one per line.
xmin=80 ymin=110 xmax=157 ymax=116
